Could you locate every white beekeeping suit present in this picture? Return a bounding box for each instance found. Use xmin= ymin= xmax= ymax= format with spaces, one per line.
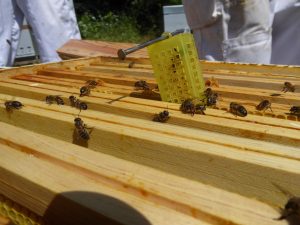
xmin=271 ymin=0 xmax=300 ymax=65
xmin=183 ymin=0 xmax=300 ymax=65
xmin=0 ymin=0 xmax=81 ymax=67
xmin=183 ymin=0 xmax=272 ymax=64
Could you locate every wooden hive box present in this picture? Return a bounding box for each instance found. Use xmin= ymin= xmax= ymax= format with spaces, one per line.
xmin=0 ymin=54 xmax=299 ymax=225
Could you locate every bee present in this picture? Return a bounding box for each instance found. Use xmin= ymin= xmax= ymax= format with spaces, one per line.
xmin=290 ymin=106 xmax=300 ymax=115
xmin=204 ymin=87 xmax=213 ymax=96
xmin=128 ymin=61 xmax=135 ymax=68
xmin=153 ymin=110 xmax=170 ymax=123
xmin=80 ymin=80 xmax=102 ymax=97
xmin=195 ymin=104 xmax=206 ymax=115
xmin=134 ymin=80 xmax=150 ymax=91
xmin=256 ymin=100 xmax=273 ymax=112
xmin=272 ymin=183 xmax=300 ymax=223
xmin=69 ymin=95 xmax=88 ymax=111
xmin=79 ymin=85 xmax=91 ymax=97
xmin=180 ymin=99 xmax=206 ymax=116
xmin=85 ymin=80 xmax=99 ymax=88
xmin=205 ymin=76 xmax=219 ymax=88
xmin=74 ymin=117 xmax=91 ymax=140
xmin=5 ymin=101 xmax=23 ymax=112
xmin=282 ymin=82 xmax=295 ymax=93
xmin=45 ymin=95 xmax=64 ymax=105
xmin=204 ymin=88 xmax=218 ymax=106
xmin=277 ymin=197 xmax=300 ymax=222
xmin=229 ymin=102 xmax=247 ymax=117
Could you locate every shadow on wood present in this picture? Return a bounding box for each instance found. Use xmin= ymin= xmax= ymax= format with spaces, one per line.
xmin=43 ymin=191 xmax=152 ymax=225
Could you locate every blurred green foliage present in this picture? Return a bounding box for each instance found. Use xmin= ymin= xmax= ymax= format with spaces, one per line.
xmin=74 ymin=0 xmax=182 ymax=42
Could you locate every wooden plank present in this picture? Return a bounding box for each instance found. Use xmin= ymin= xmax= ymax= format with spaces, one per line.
xmin=0 ymin=146 xmax=205 ymax=225
xmin=57 ymin=39 xmax=148 ymax=59
xmin=0 ymin=85 xmax=298 ymax=158
xmin=35 ymin=67 xmax=300 ymax=106
xmin=56 ymin=39 xmax=300 ymax=77
xmin=0 ymin=122 xmax=287 ymax=225
xmin=202 ymin=61 xmax=300 ymax=77
xmin=3 ymin=76 xmax=299 ymax=120
xmin=0 ymin=94 xmax=299 ymax=207
xmin=15 ymin=70 xmax=300 ymax=116
xmin=90 ymin=61 xmax=153 ymax=70
xmin=12 ymin=73 xmax=296 ymax=118
xmin=0 ymin=81 xmax=299 ymax=147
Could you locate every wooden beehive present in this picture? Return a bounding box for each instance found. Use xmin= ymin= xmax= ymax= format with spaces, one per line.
xmin=0 ymin=54 xmax=299 ymax=225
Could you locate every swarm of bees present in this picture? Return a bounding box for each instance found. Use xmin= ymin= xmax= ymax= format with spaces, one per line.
xmin=5 ymin=100 xmax=24 ymax=112
xmin=134 ymin=80 xmax=150 ymax=91
xmin=45 ymin=95 xmax=64 ymax=105
xmin=180 ymin=99 xmax=206 ymax=116
xmin=80 ymin=80 xmax=101 ymax=97
xmin=153 ymin=110 xmax=170 ymax=123
xmin=42 ymin=80 xmax=96 ymax=141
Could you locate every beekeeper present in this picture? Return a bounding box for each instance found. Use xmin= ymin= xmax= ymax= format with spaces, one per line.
xmin=271 ymin=0 xmax=300 ymax=65
xmin=182 ymin=0 xmax=272 ymax=64
xmin=183 ymin=0 xmax=300 ymax=65
xmin=0 ymin=0 xmax=81 ymax=67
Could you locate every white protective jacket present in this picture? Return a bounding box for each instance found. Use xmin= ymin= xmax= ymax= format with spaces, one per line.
xmin=271 ymin=0 xmax=300 ymax=65
xmin=183 ymin=0 xmax=300 ymax=65
xmin=0 ymin=0 xmax=81 ymax=66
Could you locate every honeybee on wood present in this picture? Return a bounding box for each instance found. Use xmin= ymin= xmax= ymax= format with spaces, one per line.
xmin=79 ymin=85 xmax=91 ymax=97
xmin=153 ymin=110 xmax=170 ymax=123
xmin=134 ymin=80 xmax=150 ymax=91
xmin=229 ymin=102 xmax=247 ymax=117
xmin=128 ymin=61 xmax=135 ymax=68
xmin=290 ymin=106 xmax=300 ymax=115
xmin=180 ymin=99 xmax=206 ymax=116
xmin=205 ymin=76 xmax=219 ymax=88
xmin=204 ymin=88 xmax=218 ymax=106
xmin=277 ymin=197 xmax=300 ymax=223
xmin=282 ymin=82 xmax=295 ymax=93
xmin=80 ymin=79 xmax=102 ymax=97
xmin=85 ymin=80 xmax=99 ymax=88
xmin=69 ymin=95 xmax=88 ymax=111
xmin=195 ymin=104 xmax=206 ymax=115
xmin=74 ymin=117 xmax=92 ymax=140
xmin=256 ymin=100 xmax=273 ymax=112
xmin=272 ymin=183 xmax=300 ymax=224
xmin=4 ymin=101 xmax=23 ymax=112
xmin=45 ymin=95 xmax=64 ymax=105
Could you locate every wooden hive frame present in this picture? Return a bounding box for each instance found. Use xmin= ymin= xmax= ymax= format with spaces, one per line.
xmin=0 ymin=55 xmax=300 ymax=225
